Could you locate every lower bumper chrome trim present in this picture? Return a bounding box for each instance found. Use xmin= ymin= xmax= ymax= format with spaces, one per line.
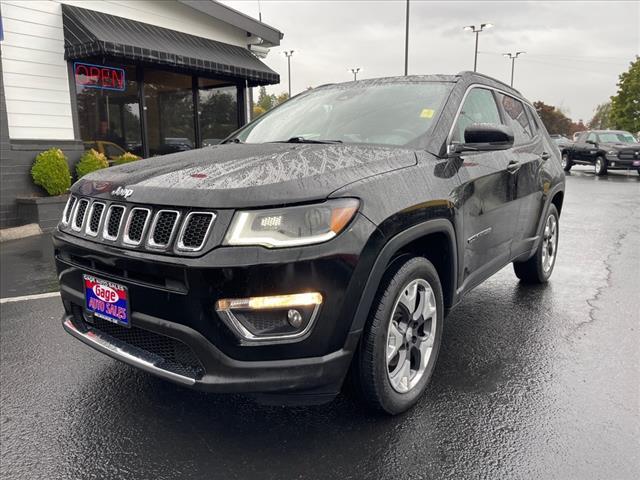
xmin=63 ymin=317 xmax=196 ymax=386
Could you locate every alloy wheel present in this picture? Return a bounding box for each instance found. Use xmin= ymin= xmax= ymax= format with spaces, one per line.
xmin=541 ymin=214 xmax=558 ymax=273
xmin=595 ymin=158 xmax=604 ymax=175
xmin=386 ymin=279 xmax=437 ymax=393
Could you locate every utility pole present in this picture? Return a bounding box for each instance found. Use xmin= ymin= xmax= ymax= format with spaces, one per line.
xmin=463 ymin=23 xmax=493 ymax=72
xmin=350 ymin=67 xmax=361 ymax=81
xmin=404 ymin=0 xmax=410 ymax=75
xmin=503 ymin=51 xmax=525 ymax=87
xmin=284 ymin=50 xmax=294 ymax=97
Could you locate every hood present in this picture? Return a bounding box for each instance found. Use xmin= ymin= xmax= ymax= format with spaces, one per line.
xmin=73 ymin=143 xmax=417 ymax=208
xmin=600 ymin=141 xmax=640 ymax=150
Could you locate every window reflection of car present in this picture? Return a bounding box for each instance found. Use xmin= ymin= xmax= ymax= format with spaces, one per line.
xmin=202 ymin=138 xmax=223 ymax=147
xmin=155 ymin=138 xmax=193 ymax=155
xmin=83 ymin=140 xmax=127 ymax=162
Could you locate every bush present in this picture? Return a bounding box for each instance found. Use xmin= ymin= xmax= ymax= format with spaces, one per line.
xmin=113 ymin=152 xmax=140 ymax=166
xmin=31 ymin=148 xmax=72 ymax=196
xmin=76 ymin=149 xmax=109 ymax=178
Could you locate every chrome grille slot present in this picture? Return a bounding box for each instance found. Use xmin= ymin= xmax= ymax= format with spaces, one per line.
xmin=72 ymin=199 xmax=89 ymax=231
xmin=123 ymin=208 xmax=151 ymax=246
xmin=177 ymin=212 xmax=215 ymax=252
xmin=85 ymin=202 xmax=105 ymax=236
xmin=148 ymin=210 xmax=179 ymax=249
xmin=62 ymin=196 xmax=77 ymax=225
xmin=103 ymin=205 xmax=126 ymax=241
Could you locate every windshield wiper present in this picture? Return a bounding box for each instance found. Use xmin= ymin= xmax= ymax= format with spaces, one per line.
xmin=272 ymin=137 xmax=343 ymax=144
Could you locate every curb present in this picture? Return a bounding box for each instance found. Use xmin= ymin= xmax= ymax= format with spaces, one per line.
xmin=0 ymin=224 xmax=43 ymax=243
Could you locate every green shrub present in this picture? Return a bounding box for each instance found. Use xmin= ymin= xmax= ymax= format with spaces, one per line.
xmin=113 ymin=152 xmax=140 ymax=166
xmin=76 ymin=149 xmax=109 ymax=178
xmin=30 ymin=148 xmax=72 ymax=196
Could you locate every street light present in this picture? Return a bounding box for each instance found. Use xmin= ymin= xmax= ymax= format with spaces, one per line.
xmin=349 ymin=67 xmax=361 ymax=81
xmin=503 ymin=51 xmax=526 ymax=87
xmin=283 ymin=50 xmax=294 ymax=97
xmin=463 ymin=23 xmax=493 ymax=72
xmin=404 ymin=0 xmax=410 ymax=75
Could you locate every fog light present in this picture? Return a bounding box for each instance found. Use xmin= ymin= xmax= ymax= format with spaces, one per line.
xmin=215 ymin=292 xmax=323 ymax=343
xmin=287 ymin=309 xmax=303 ymax=328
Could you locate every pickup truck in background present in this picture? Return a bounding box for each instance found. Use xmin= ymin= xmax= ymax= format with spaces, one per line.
xmin=561 ymin=130 xmax=640 ymax=176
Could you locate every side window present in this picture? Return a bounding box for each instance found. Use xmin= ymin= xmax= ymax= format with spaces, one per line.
xmin=452 ymin=88 xmax=501 ymax=143
xmin=526 ymin=106 xmax=540 ymax=135
xmin=587 ymin=132 xmax=597 ymax=143
xmin=496 ymin=92 xmax=533 ymax=145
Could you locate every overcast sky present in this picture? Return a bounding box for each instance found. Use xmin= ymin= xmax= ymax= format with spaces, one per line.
xmin=221 ymin=0 xmax=639 ymax=122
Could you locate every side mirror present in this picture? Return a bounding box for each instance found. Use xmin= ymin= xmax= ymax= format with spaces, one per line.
xmin=585 ymin=140 xmax=597 ymax=146
xmin=449 ymin=123 xmax=515 ymax=154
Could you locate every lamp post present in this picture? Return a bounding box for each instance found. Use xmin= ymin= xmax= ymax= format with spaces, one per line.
xmin=404 ymin=0 xmax=410 ymax=75
xmin=503 ymin=51 xmax=525 ymax=87
xmin=350 ymin=67 xmax=361 ymax=81
xmin=463 ymin=23 xmax=493 ymax=72
xmin=284 ymin=50 xmax=294 ymax=97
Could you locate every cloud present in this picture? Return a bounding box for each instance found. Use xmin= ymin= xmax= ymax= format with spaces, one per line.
xmin=223 ymin=0 xmax=639 ymax=121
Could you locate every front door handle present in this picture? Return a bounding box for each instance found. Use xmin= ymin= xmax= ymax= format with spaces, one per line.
xmin=541 ymin=152 xmax=551 ymax=161
xmin=507 ymin=160 xmax=521 ymax=174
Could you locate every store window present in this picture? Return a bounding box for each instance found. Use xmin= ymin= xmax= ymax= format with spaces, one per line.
xmin=198 ymin=79 xmax=239 ymax=146
xmin=144 ymin=69 xmax=195 ymax=156
xmin=75 ymin=64 xmax=143 ymax=158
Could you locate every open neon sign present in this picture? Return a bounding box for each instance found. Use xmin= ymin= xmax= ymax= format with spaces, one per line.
xmin=74 ymin=62 xmax=126 ymax=92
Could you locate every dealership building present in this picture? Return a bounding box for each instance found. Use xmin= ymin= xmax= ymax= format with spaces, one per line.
xmin=0 ymin=0 xmax=282 ymax=228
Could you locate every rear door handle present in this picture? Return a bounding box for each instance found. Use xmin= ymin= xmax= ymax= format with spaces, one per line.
xmin=507 ymin=160 xmax=521 ymax=173
xmin=541 ymin=152 xmax=551 ymax=161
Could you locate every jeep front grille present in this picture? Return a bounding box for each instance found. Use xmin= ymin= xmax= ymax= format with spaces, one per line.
xmin=72 ymin=199 xmax=89 ymax=231
xmin=86 ymin=202 xmax=105 ymax=236
xmin=62 ymin=196 xmax=77 ymax=225
xmin=124 ymin=208 xmax=151 ymax=245
xmin=104 ymin=205 xmax=126 ymax=241
xmin=60 ymin=197 xmax=215 ymax=254
xmin=148 ymin=210 xmax=179 ymax=248
xmin=177 ymin=212 xmax=215 ymax=252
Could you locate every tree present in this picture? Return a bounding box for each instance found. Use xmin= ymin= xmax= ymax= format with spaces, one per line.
xmin=589 ymin=102 xmax=613 ymax=130
xmin=256 ymin=86 xmax=274 ymax=112
xmin=610 ymin=56 xmax=640 ymax=133
xmin=533 ymin=101 xmax=572 ymax=135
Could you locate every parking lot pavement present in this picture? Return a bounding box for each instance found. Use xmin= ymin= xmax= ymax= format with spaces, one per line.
xmin=1 ymin=167 xmax=639 ymax=480
xmin=0 ymin=233 xmax=57 ymax=299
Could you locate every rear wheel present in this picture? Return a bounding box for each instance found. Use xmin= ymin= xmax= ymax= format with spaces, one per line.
xmin=595 ymin=156 xmax=608 ymax=176
xmin=514 ymin=204 xmax=559 ymax=284
xmin=561 ymin=153 xmax=573 ymax=171
xmin=354 ymin=256 xmax=443 ymax=415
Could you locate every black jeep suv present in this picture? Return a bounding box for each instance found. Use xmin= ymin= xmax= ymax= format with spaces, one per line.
xmin=54 ymin=72 xmax=565 ymax=414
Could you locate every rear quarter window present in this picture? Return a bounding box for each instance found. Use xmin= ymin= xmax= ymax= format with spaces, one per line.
xmin=496 ymin=92 xmax=534 ymax=145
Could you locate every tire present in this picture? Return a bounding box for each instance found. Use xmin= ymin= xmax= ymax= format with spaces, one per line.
xmin=353 ymin=256 xmax=443 ymax=415
xmin=513 ymin=204 xmax=559 ymax=284
xmin=561 ymin=153 xmax=573 ymax=172
xmin=595 ymin=156 xmax=608 ymax=176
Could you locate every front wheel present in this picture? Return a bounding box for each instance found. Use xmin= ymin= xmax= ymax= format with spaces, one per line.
xmin=514 ymin=204 xmax=559 ymax=283
xmin=561 ymin=153 xmax=573 ymax=172
xmin=595 ymin=156 xmax=608 ymax=176
xmin=354 ymin=256 xmax=443 ymax=415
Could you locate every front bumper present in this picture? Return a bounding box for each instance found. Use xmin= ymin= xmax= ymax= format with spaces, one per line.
xmin=605 ymin=155 xmax=640 ymax=169
xmin=54 ymin=213 xmax=382 ymax=399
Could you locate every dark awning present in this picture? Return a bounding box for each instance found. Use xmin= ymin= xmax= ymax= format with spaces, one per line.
xmin=62 ymin=4 xmax=279 ymax=86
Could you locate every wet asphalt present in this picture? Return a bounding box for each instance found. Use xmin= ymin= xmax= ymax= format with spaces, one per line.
xmin=1 ymin=166 xmax=639 ymax=479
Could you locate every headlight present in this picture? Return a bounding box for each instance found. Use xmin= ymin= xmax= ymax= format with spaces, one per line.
xmin=224 ymin=198 xmax=359 ymax=248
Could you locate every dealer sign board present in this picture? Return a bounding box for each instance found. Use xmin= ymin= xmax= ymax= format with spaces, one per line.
xmin=74 ymin=62 xmax=126 ymax=91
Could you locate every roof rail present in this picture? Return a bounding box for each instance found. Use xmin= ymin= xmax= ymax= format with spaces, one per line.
xmin=456 ymin=70 xmax=521 ymax=95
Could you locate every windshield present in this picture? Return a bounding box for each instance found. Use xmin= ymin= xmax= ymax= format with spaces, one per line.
xmin=234 ymin=82 xmax=452 ymax=146
xmin=597 ymin=132 xmax=637 ymax=143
